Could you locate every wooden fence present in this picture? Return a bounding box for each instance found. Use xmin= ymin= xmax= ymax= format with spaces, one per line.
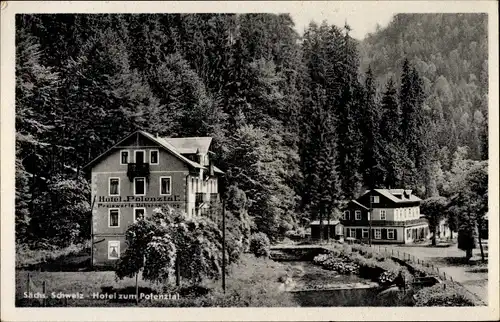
xmin=349 ymin=243 xmax=485 ymax=305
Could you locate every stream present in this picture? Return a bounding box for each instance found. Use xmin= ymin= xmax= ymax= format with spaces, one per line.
xmin=282 ymin=261 xmax=404 ymax=306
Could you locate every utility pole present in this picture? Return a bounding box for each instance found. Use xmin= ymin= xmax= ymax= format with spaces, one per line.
xmin=90 ymin=195 xmax=97 ymax=270
xmin=222 ymin=199 xmax=226 ymax=293
xmin=369 ymin=192 xmax=372 ymax=246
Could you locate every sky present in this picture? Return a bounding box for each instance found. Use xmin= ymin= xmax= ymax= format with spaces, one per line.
xmin=285 ymin=2 xmax=398 ymax=40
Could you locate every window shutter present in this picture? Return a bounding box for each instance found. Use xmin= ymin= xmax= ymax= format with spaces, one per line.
xmin=381 ymin=228 xmax=387 ymax=240
xmin=394 ymin=229 xmax=398 ymax=240
xmin=356 ymin=228 xmax=362 ymax=239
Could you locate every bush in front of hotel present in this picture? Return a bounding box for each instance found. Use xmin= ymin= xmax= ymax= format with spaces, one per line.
xmin=249 ymin=232 xmax=271 ymax=258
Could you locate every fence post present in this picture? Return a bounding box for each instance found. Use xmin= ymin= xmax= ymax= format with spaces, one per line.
xmin=27 ymin=273 xmax=31 ymax=295
xmin=27 ymin=273 xmax=31 ymax=306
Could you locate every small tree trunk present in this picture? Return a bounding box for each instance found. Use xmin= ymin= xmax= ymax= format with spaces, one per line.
xmin=175 ymin=257 xmax=181 ymax=286
xmin=319 ymin=209 xmax=324 ymax=242
xmin=135 ymin=272 xmax=139 ymax=305
xmin=432 ymin=226 xmax=437 ymax=246
xmin=478 ymin=227 xmax=485 ymax=262
xmin=326 ymin=207 xmax=330 ymax=242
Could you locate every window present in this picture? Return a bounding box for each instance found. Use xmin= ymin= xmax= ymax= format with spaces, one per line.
xmin=108 ymin=209 xmax=120 ymax=228
xmin=109 ymin=178 xmax=120 ymax=196
xmin=134 ymin=177 xmax=146 ymax=196
xmin=150 ymin=150 xmax=159 ymax=165
xmin=108 ymin=241 xmax=120 ymax=260
xmin=407 ymin=229 xmax=411 ymax=239
xmin=355 ymin=210 xmax=361 ymax=220
xmin=343 ymin=211 xmax=350 ymax=220
xmin=135 ymin=150 xmax=145 ymax=164
xmin=388 ymin=229 xmax=395 ymax=239
xmin=160 ymin=177 xmax=171 ymax=195
xmin=120 ymin=150 xmax=129 ymax=165
xmin=350 ymin=229 xmax=356 ymax=238
xmin=380 ymin=210 xmax=386 ymax=220
xmin=362 ymin=229 xmax=369 ymax=238
xmin=374 ymin=229 xmax=381 ymax=240
xmin=134 ymin=208 xmax=146 ymax=222
xmin=370 ymin=196 xmax=380 ymax=203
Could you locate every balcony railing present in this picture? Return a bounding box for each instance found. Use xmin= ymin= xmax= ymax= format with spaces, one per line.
xmin=127 ymin=163 xmax=150 ymax=182
xmin=210 ymin=193 xmax=219 ymax=204
xmin=195 ymin=192 xmax=206 ymax=208
xmin=342 ymin=218 xmax=428 ymax=227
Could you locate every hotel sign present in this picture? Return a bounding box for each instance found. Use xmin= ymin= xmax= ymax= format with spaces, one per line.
xmin=96 ymin=195 xmax=184 ymax=209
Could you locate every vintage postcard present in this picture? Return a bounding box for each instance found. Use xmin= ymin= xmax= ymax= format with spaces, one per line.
xmin=1 ymin=1 xmax=498 ymax=321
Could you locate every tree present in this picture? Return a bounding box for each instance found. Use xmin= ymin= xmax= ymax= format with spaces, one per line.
xmin=335 ymin=24 xmax=365 ymax=199
xmin=225 ymin=125 xmax=297 ymax=242
xmin=449 ymin=161 xmax=487 ymax=261
xmin=361 ymin=66 xmax=384 ymax=188
xmin=379 ymin=77 xmax=418 ymax=189
xmin=421 ymin=197 xmax=449 ymax=246
xmin=249 ymin=232 xmax=271 ymax=257
xmin=116 ymin=206 xmax=224 ymax=287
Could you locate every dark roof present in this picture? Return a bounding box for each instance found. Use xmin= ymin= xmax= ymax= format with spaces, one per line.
xmin=361 ymin=188 xmax=422 ymax=203
xmin=350 ymin=200 xmax=369 ymax=210
xmin=82 ymin=131 xmax=223 ymax=173
xmin=164 ymin=137 xmax=212 ymax=154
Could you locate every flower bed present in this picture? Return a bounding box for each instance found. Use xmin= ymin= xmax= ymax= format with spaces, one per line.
xmin=313 ymin=246 xmax=403 ymax=286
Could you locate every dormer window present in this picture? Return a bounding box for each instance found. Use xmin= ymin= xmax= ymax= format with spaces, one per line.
xmin=355 ymin=210 xmax=361 ymax=220
xmin=150 ymin=150 xmax=159 ymax=165
xmin=120 ymin=150 xmax=129 ymax=165
xmin=343 ymin=210 xmax=350 ymax=220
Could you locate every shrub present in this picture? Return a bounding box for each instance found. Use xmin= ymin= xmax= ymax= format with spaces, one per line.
xmin=249 ymin=232 xmax=271 ymax=258
xmin=413 ymin=281 xmax=477 ymax=306
xmin=16 ymin=243 xmax=86 ymax=268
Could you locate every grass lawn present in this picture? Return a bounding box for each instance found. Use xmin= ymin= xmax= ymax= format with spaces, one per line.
xmin=16 ymin=253 xmax=298 ymax=307
xmin=16 ymin=270 xmax=158 ymax=307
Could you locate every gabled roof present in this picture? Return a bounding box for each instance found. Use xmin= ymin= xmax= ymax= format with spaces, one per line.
xmin=350 ymin=200 xmax=369 ymax=210
xmin=140 ymin=132 xmax=206 ymax=169
xmin=164 ymin=137 xmax=213 ymax=155
xmin=83 ymin=131 xmax=207 ymax=171
xmin=362 ymin=188 xmax=422 ymax=203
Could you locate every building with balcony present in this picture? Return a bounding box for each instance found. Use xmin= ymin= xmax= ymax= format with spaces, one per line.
xmin=83 ymin=130 xmax=223 ymax=267
xmin=340 ymin=189 xmax=430 ymax=244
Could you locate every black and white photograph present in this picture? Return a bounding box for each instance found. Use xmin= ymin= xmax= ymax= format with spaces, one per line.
xmin=1 ymin=1 xmax=498 ymax=321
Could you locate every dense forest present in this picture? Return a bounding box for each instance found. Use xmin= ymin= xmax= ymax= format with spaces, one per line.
xmin=15 ymin=13 xmax=488 ymax=253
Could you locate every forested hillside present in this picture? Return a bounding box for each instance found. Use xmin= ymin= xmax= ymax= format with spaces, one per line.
xmin=15 ymin=13 xmax=488 ymax=252
xmin=359 ymin=13 xmax=488 ymax=162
